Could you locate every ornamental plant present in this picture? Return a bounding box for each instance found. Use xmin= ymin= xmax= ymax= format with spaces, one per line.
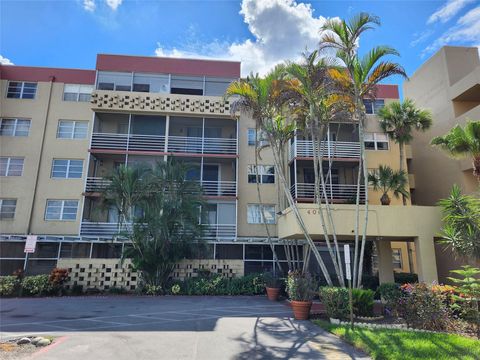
xmin=398 ymin=283 xmax=451 ymax=331
xmin=352 ymin=288 xmax=374 ymax=317
xmin=376 ymin=283 xmax=402 ymax=316
xmin=21 ymin=275 xmax=52 ymax=297
xmin=263 ymin=272 xmax=283 ymax=288
xmin=286 ymin=271 xmax=315 ymax=301
xmin=319 ymin=287 xmax=349 ymax=320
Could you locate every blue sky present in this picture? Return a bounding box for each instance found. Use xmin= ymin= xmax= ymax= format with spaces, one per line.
xmin=1 ymin=0 xmax=479 ymax=90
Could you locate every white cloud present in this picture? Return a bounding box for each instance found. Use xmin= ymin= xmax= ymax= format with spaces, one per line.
xmin=0 ymin=55 xmax=14 ymax=65
xmin=83 ymin=0 xmax=96 ymax=12
xmin=410 ymin=29 xmax=434 ymax=47
xmin=155 ymin=0 xmax=337 ymax=76
xmin=422 ymin=6 xmax=480 ymax=57
xmin=105 ymin=0 xmax=122 ymax=11
xmin=427 ymin=0 xmax=475 ymax=24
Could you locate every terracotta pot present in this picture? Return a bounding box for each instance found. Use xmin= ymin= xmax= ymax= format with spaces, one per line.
xmin=266 ymin=287 xmax=280 ymax=301
xmin=290 ymin=300 xmax=312 ymax=320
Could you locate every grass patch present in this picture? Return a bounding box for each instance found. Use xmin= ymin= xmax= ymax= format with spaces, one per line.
xmin=313 ymin=320 xmax=480 ymax=360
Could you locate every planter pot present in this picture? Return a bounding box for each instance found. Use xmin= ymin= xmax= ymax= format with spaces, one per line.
xmin=291 ymin=300 xmax=312 ymax=320
xmin=330 ymin=318 xmax=341 ymax=325
xmin=266 ymin=287 xmax=280 ymax=301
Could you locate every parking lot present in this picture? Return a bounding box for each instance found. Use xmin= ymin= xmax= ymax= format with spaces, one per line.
xmin=0 ymin=296 xmax=368 ymax=359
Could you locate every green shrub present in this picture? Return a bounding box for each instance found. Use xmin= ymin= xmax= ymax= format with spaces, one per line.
xmin=394 ymin=272 xmax=418 ymax=284
xmin=70 ymin=284 xmax=84 ymax=296
xmin=0 ymin=276 xmax=20 ymax=297
xmin=361 ymin=274 xmax=379 ymax=291
xmin=352 ymin=288 xmax=374 ymax=317
xmin=319 ymin=287 xmax=349 ymax=320
xmin=175 ymin=273 xmax=264 ymax=296
xmin=263 ymin=272 xmax=283 ymax=288
xmin=171 ymin=284 xmax=181 ymax=295
xmin=376 ymin=283 xmax=401 ymax=315
xmin=108 ymin=286 xmax=128 ymax=295
xmin=398 ymin=283 xmax=452 ymax=331
xmin=286 ymin=271 xmax=316 ymax=301
xmin=144 ymin=284 xmax=162 ymax=295
xmin=21 ymin=275 xmax=51 ymax=296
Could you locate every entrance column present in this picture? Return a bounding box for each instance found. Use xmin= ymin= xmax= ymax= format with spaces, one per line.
xmin=414 ymin=233 xmax=438 ymax=283
xmin=376 ymin=239 xmax=394 ymax=284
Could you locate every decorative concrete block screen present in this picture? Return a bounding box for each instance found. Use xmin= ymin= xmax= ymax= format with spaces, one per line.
xmin=58 ymin=258 xmax=244 ymax=291
xmin=91 ymin=91 xmax=231 ymax=116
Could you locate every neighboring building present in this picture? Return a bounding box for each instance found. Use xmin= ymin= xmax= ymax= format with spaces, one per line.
xmin=404 ymin=46 xmax=480 ymax=282
xmin=0 ymin=54 xmax=441 ymax=290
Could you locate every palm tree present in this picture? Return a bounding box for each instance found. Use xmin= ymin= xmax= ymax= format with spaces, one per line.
xmin=284 ymin=51 xmax=347 ymax=286
xmin=378 ymin=99 xmax=432 ymax=204
xmin=226 ymin=69 xmax=335 ymax=286
xmin=368 ymin=165 xmax=409 ymax=205
xmin=321 ymin=13 xmax=407 ymax=287
xmin=431 ymin=120 xmax=480 ymax=182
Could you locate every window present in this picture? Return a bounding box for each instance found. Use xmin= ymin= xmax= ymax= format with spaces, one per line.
xmin=97 ymin=71 xmax=132 ymax=91
xmin=247 ymin=128 xmax=268 ymax=146
xmin=0 ymin=157 xmax=24 ymax=176
xmin=45 ymin=200 xmax=79 ymax=221
xmin=392 ymin=248 xmax=403 ymax=268
xmin=247 ymin=204 xmax=276 ymax=224
xmin=0 ymin=199 xmax=16 ymax=219
xmin=57 ymin=120 xmax=88 ymax=139
xmin=6 ymin=81 xmax=37 ymax=99
xmin=63 ymin=84 xmax=94 ymax=102
xmin=365 ymin=133 xmax=389 ymax=150
xmin=51 ymin=159 xmax=83 ymax=179
xmin=363 ymin=99 xmax=385 ymax=114
xmin=247 ymin=165 xmax=275 ymax=184
xmin=0 ymin=118 xmax=31 ymax=136
xmin=133 ymin=73 xmax=169 ymax=93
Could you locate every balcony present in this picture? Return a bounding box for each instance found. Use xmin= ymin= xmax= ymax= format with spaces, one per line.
xmin=80 ymin=221 xmax=236 ymax=241
xmin=90 ymin=133 xmax=237 ymax=155
xmin=84 ymin=177 xmax=236 ymax=197
xmin=91 ymin=90 xmax=232 ymax=117
xmin=291 ymin=183 xmax=365 ymax=203
xmin=289 ymin=139 xmax=360 ymax=161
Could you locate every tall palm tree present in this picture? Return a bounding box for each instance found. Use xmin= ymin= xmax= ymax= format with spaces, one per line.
xmin=431 ymin=120 xmax=480 ymax=182
xmin=321 ymin=13 xmax=407 ymax=287
xmin=368 ymin=165 xmax=409 ymax=205
xmin=378 ymin=99 xmax=432 ymax=204
xmin=285 ymin=51 xmax=347 ymax=286
xmin=226 ymin=69 xmax=334 ymax=285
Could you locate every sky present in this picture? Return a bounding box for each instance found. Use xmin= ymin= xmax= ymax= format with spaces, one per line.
xmin=1 ymin=0 xmax=479 ymax=91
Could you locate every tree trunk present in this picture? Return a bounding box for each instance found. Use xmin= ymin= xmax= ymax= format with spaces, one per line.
xmin=473 ymin=156 xmax=480 ymax=183
xmin=399 ymin=142 xmax=407 ymax=205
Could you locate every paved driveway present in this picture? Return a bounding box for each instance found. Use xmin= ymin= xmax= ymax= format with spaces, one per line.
xmin=0 ymin=296 xmax=369 ymax=359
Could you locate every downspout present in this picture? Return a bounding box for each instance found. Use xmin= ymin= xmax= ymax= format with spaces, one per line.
xmin=27 ymin=76 xmax=55 ymax=234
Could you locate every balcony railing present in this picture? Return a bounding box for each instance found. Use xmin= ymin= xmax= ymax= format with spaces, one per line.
xmin=289 ymin=139 xmax=361 ymax=160
xmin=80 ymin=221 xmax=236 ymax=240
xmin=84 ymin=177 xmax=236 ymax=197
xmin=85 ymin=177 xmax=111 ymax=192
xmin=91 ymin=133 xmax=237 ymax=155
xmin=291 ymin=183 xmax=365 ymax=202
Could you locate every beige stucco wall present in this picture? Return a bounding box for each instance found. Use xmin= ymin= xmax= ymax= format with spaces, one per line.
xmin=404 ymin=46 xmax=480 ymax=205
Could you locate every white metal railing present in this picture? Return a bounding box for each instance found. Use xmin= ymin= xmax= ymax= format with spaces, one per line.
xmin=168 ymin=135 xmax=237 ymax=155
xmin=80 ymin=221 xmax=236 ymax=240
xmin=91 ymin=133 xmax=128 ymax=150
xmin=200 ymin=180 xmax=236 ymax=196
xmin=291 ymin=183 xmax=365 ymax=202
xmin=85 ymin=177 xmax=112 ymax=192
xmin=290 ymin=139 xmax=360 ymax=160
xmin=91 ymin=133 xmax=166 ymax=152
xmin=80 ymin=222 xmax=132 ymax=237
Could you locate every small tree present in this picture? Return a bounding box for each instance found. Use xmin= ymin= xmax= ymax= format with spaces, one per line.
xmin=368 ymin=165 xmax=409 ymax=205
xmin=378 ymin=99 xmax=432 ymax=204
xmin=431 ymin=120 xmax=480 ymax=182
xmin=448 ymin=266 xmax=480 ymax=339
xmin=437 ymin=185 xmax=480 ymax=259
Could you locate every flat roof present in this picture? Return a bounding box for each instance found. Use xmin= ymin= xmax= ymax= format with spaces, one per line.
xmin=0 ymin=65 xmax=95 ymax=84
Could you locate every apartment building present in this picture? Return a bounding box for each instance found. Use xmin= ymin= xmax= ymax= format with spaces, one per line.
xmin=0 ymin=54 xmax=440 ymax=290
xmin=404 ymin=46 xmax=480 ymax=282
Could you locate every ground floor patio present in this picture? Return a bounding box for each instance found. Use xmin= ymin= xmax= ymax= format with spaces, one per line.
xmin=0 ymin=296 xmax=369 ymax=360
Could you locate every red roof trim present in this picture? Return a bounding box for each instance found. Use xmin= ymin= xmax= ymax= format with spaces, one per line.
xmin=0 ymin=65 xmax=95 ymax=84
xmin=96 ymin=54 xmax=241 ymax=78
xmin=374 ymin=84 xmax=399 ymax=99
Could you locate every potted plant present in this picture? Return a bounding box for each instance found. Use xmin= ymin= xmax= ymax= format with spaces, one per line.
xmin=368 ymin=165 xmax=409 ymax=205
xmin=263 ymin=272 xmax=282 ymax=301
xmin=286 ymin=271 xmax=315 ymax=320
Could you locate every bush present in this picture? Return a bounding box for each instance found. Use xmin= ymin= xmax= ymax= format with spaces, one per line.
xmin=319 ymin=287 xmax=349 ymax=320
xmin=352 ymin=288 xmax=374 ymax=317
xmin=394 ymin=272 xmax=418 ymax=284
xmin=0 ymin=276 xmax=20 ymax=297
xmin=108 ymin=286 xmax=128 ymax=295
xmin=286 ymin=271 xmax=316 ymax=301
xmin=70 ymin=284 xmax=84 ymax=296
xmin=21 ymin=275 xmax=51 ymax=296
xmin=263 ymin=272 xmax=283 ymax=288
xmin=171 ymin=284 xmax=181 ymax=295
xmin=398 ymin=283 xmax=452 ymax=331
xmin=49 ymin=268 xmax=69 ymax=295
xmin=178 ymin=274 xmax=264 ymax=296
xmin=361 ymin=274 xmax=379 ymax=291
xmin=376 ymin=283 xmax=401 ymax=315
